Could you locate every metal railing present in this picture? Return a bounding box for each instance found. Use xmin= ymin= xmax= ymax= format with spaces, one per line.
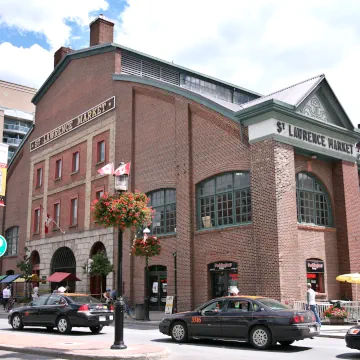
xmin=4 ymin=124 xmax=29 ymax=133
xmin=3 ymin=137 xmax=22 ymax=145
xmin=293 ymin=300 xmax=360 ymax=323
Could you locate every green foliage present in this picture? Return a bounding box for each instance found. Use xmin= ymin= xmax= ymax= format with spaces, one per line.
xmin=84 ymin=251 xmax=113 ymax=278
xmin=16 ymin=247 xmax=33 ymax=281
xmin=131 ymin=237 xmax=161 ymax=258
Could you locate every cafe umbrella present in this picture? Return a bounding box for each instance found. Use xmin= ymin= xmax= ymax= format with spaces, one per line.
xmin=336 ymin=273 xmax=360 ymax=301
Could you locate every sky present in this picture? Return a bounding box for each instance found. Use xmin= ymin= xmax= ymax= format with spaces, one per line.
xmin=1 ymin=0 xmax=360 ymax=125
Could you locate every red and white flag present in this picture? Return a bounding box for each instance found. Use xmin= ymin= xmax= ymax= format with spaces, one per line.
xmin=44 ymin=214 xmax=53 ymax=234
xmin=114 ymin=162 xmax=131 ymax=176
xmin=97 ymin=163 xmax=114 ymax=175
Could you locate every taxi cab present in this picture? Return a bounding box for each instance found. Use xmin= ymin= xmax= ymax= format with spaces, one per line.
xmin=159 ymin=296 xmax=320 ymax=349
xmin=8 ymin=293 xmax=114 ymax=334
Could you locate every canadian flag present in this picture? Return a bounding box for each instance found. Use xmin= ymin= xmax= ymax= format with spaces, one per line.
xmin=97 ymin=163 xmax=114 ymax=175
xmin=114 ymin=162 xmax=131 ymax=176
xmin=44 ymin=214 xmax=53 ymax=234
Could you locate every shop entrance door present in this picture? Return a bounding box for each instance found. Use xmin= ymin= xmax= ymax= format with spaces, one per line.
xmin=209 ymin=262 xmax=239 ymax=298
xmin=148 ymin=265 xmax=167 ymax=311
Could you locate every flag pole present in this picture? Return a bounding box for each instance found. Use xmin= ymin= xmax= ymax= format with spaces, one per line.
xmin=39 ymin=204 xmax=66 ymax=235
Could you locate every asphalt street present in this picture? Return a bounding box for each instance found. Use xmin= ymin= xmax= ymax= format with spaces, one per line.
xmin=0 ymin=318 xmax=359 ymax=359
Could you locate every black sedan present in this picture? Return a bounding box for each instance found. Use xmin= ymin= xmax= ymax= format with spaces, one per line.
xmin=160 ymin=296 xmax=320 ymax=349
xmin=8 ymin=293 xmax=114 ymax=334
xmin=345 ymin=326 xmax=360 ymax=350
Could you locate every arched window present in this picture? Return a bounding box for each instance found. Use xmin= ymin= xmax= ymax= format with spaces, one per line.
xmin=148 ymin=189 xmax=176 ymax=235
xmin=197 ymin=172 xmax=251 ymax=230
xmin=4 ymin=226 xmax=19 ymax=256
xmin=296 ymin=172 xmax=332 ymax=226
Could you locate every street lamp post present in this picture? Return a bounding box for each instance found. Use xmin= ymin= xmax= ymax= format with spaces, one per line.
xmin=143 ymin=227 xmax=150 ymax=321
xmin=111 ymin=162 xmax=128 ymax=350
xmin=172 ymin=252 xmax=177 ymax=313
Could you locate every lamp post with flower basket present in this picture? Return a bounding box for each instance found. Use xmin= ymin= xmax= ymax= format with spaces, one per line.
xmin=131 ymin=228 xmax=161 ymax=321
xmin=91 ymin=161 xmax=153 ymax=350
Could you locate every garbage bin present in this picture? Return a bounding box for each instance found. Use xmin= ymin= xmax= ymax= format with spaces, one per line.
xmin=135 ymin=304 xmax=145 ymax=320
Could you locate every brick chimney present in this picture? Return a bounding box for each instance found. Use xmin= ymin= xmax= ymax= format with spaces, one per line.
xmin=90 ymin=15 xmax=114 ymax=46
xmin=54 ymin=46 xmax=72 ymax=68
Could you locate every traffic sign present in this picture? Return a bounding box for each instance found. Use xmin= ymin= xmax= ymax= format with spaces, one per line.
xmin=0 ymin=235 xmax=7 ymax=257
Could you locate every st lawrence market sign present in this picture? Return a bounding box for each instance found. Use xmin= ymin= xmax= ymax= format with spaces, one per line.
xmin=30 ymin=96 xmax=115 ymax=152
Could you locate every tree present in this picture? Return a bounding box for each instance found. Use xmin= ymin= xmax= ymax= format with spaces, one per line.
xmin=82 ymin=251 xmax=113 ymax=295
xmin=16 ymin=247 xmax=33 ymax=298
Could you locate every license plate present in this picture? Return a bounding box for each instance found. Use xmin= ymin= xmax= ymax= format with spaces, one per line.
xmin=109 ymin=315 xmax=113 ymax=320
xmin=99 ymin=316 xmax=106 ymax=322
xmin=309 ymin=326 xmax=317 ymax=333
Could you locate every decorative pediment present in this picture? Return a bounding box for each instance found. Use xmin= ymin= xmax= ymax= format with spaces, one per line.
xmin=299 ymin=95 xmax=329 ymax=122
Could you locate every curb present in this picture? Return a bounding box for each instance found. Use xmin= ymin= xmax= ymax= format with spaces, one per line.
xmin=318 ymin=334 xmax=345 ymax=339
xmin=0 ymin=344 xmax=170 ymax=360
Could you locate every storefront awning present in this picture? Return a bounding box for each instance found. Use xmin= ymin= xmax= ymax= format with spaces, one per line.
xmin=48 ymin=272 xmax=80 ymax=283
xmin=0 ymin=275 xmax=8 ymax=281
xmin=0 ymin=275 xmax=20 ymax=283
xmin=13 ymin=274 xmax=41 ymax=283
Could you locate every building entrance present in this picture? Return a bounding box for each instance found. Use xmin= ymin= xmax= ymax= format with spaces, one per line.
xmin=148 ymin=265 xmax=167 ymax=311
xmin=209 ymin=261 xmax=238 ymax=298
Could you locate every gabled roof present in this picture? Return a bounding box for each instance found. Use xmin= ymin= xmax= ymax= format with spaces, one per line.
xmin=240 ymin=75 xmax=324 ymax=109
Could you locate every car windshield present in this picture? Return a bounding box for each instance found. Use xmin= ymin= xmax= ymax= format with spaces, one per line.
xmin=257 ymin=298 xmax=290 ymax=310
xmin=66 ymin=295 xmax=101 ymax=304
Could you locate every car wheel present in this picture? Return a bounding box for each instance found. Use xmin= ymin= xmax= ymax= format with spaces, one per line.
xmin=57 ymin=316 xmax=72 ymax=334
xmin=170 ymin=321 xmax=188 ymax=343
xmin=11 ymin=314 xmax=24 ymax=330
xmin=90 ymin=325 xmax=103 ymax=334
xmin=279 ymin=340 xmax=294 ymax=347
xmin=250 ymin=326 xmax=272 ymax=350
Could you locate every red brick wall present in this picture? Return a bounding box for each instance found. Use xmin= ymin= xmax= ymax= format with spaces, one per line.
xmin=90 ymin=177 xmax=108 ymax=229
xmin=48 ymin=141 xmax=87 ymax=192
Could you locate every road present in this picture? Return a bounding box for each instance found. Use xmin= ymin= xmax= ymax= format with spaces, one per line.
xmin=0 ymin=318 xmax=359 ymax=359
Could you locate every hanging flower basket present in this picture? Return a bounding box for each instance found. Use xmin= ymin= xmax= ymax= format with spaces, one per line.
xmin=91 ymin=191 xmax=153 ymax=232
xmin=131 ymin=236 xmax=161 ymax=258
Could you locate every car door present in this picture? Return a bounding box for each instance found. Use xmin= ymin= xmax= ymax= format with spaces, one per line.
xmin=22 ymin=295 xmax=49 ymax=325
xmin=190 ymin=299 xmax=224 ymax=338
xmin=221 ymin=299 xmax=253 ymax=339
xmin=38 ymin=294 xmax=65 ymax=325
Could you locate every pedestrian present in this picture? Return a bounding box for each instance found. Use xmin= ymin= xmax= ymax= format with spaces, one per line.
xmin=2 ymin=285 xmax=11 ymax=311
xmin=229 ymin=286 xmax=239 ymax=296
xmin=32 ymin=286 xmax=39 ymax=300
xmin=307 ymin=283 xmax=321 ymax=326
xmin=58 ymin=286 xmax=66 ymax=293
xmin=103 ymin=289 xmax=111 ymax=303
xmin=110 ymin=289 xmax=117 ymax=300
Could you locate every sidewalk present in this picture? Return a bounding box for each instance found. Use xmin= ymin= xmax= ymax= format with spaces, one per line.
xmin=319 ymin=324 xmax=354 ymax=339
xmin=0 ymin=332 xmax=170 ymax=360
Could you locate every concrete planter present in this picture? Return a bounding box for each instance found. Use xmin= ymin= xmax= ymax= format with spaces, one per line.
xmin=328 ymin=316 xmax=345 ymax=325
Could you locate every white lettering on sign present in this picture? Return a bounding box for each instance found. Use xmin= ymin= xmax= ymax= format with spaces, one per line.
xmin=307 ymin=262 xmax=323 ymax=270
xmin=214 ymin=262 xmax=233 ymax=269
xmin=248 ymin=118 xmax=358 ymax=161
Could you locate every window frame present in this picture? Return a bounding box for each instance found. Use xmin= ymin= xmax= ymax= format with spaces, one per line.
xmin=296 ymin=172 xmax=333 ymax=227
xmin=53 ymin=201 xmax=61 ymax=231
xmin=95 ymin=186 xmax=105 ymax=200
xmin=97 ymin=140 xmax=105 ymax=163
xmin=4 ymin=226 xmax=19 ymax=256
xmin=69 ymin=196 xmax=78 ymax=227
xmin=147 ymin=189 xmax=176 ymax=236
xmin=71 ymin=151 xmax=80 ymax=173
xmin=33 ymin=207 xmax=41 ymax=234
xmin=36 ymin=167 xmax=43 ymax=187
xmin=55 ymin=158 xmax=62 ymax=180
xmin=196 ymin=172 xmax=252 ymax=230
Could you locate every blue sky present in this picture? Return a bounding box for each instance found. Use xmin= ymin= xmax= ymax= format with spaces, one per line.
xmin=1 ymin=0 xmax=360 ymax=125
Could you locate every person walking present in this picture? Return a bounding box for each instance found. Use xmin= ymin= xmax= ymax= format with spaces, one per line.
xmin=307 ymin=283 xmax=321 ymax=326
xmin=2 ymin=285 xmax=11 ymax=312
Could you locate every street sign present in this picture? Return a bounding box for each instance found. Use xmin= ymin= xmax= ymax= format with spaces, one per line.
xmin=0 ymin=235 xmax=7 ymax=257
xmin=165 ymin=296 xmax=174 ymax=314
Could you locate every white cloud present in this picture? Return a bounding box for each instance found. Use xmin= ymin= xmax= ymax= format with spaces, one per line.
xmin=115 ymin=0 xmax=360 ymax=124
xmin=0 ymin=0 xmax=108 ymax=89
xmin=0 ymin=0 xmax=109 ymax=50
xmin=0 ymin=42 xmax=52 ymax=88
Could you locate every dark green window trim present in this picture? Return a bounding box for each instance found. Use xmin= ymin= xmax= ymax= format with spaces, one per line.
xmin=148 ymin=189 xmax=176 ymax=236
xmin=196 ymin=172 xmax=252 ymax=230
xmin=296 ymin=172 xmax=333 ymax=227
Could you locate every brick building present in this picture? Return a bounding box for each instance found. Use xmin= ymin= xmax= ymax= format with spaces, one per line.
xmin=1 ymin=16 xmax=360 ymax=310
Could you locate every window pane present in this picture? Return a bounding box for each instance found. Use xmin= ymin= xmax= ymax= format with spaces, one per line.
xmin=216 ymin=173 xmax=233 ymax=193
xmin=56 ymin=160 xmax=62 ymax=178
xmin=73 ymin=152 xmax=79 ymax=172
xmin=165 ymin=203 xmax=176 ymax=233
xmin=165 ymin=189 xmax=176 ymax=204
xmin=200 ymin=196 xmax=215 ymax=228
xmin=217 ymin=193 xmax=233 ymax=226
xmin=98 ymin=141 xmax=105 ymax=162
xmin=96 ymin=190 xmax=104 ymax=200
xmin=234 ymin=172 xmax=250 ymax=189
xmin=71 ymin=199 xmax=78 ymax=225
xmin=199 ymin=179 xmax=215 ymax=196
xmin=235 ymin=189 xmax=252 ymax=223
xmin=152 ymin=206 xmax=164 ymax=234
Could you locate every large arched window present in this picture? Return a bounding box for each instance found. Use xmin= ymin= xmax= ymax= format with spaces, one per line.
xmin=197 ymin=172 xmax=251 ymax=230
xmin=4 ymin=226 xmax=19 ymax=256
xmin=296 ymin=172 xmax=332 ymax=226
xmin=148 ymin=189 xmax=176 ymax=235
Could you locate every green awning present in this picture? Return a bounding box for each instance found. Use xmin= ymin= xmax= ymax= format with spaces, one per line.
xmin=0 ymin=275 xmax=8 ymax=280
